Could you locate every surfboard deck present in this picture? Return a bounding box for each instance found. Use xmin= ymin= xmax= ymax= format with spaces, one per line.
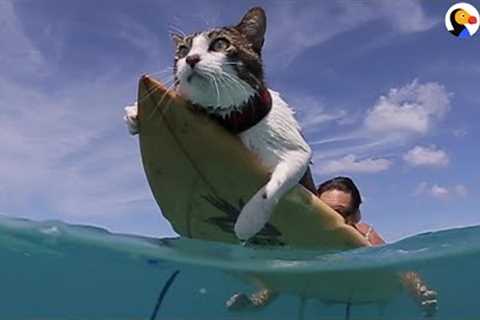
xmin=138 ymin=75 xmax=369 ymax=249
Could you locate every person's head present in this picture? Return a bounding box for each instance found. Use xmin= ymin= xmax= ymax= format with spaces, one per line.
xmin=317 ymin=176 xmax=362 ymax=224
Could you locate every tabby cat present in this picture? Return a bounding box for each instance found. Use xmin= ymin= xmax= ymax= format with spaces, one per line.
xmin=125 ymin=7 xmax=314 ymax=241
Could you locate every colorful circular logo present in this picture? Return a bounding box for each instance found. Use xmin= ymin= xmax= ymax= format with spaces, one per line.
xmin=445 ymin=3 xmax=479 ymax=38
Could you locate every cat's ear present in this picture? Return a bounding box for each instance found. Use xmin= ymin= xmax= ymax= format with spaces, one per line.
xmin=170 ymin=32 xmax=184 ymax=46
xmin=236 ymin=7 xmax=266 ymax=53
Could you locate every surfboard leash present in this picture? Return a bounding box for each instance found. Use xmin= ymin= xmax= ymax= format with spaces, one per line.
xmin=345 ymin=300 xmax=352 ymax=320
xmin=149 ymin=270 xmax=180 ymax=320
xmin=297 ymin=296 xmax=306 ymax=320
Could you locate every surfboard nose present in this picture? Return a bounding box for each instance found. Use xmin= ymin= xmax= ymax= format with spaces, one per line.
xmin=140 ymin=74 xmax=168 ymax=93
xmin=141 ymin=74 xmax=154 ymax=87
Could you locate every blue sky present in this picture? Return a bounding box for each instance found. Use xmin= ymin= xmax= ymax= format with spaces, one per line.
xmin=1 ymin=0 xmax=479 ymax=242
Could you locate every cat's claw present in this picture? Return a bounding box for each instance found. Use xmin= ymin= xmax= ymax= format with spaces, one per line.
xmin=234 ymin=187 xmax=277 ymax=240
xmin=124 ymin=103 xmax=139 ymax=135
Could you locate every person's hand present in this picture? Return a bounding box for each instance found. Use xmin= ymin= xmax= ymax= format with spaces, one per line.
xmin=401 ymin=272 xmax=438 ymax=318
xmin=225 ymin=293 xmax=253 ymax=310
xmin=225 ymin=289 xmax=274 ymax=311
xmin=417 ymin=285 xmax=438 ymax=318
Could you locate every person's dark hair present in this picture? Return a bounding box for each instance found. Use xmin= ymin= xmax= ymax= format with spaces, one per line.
xmin=317 ymin=176 xmax=362 ymax=217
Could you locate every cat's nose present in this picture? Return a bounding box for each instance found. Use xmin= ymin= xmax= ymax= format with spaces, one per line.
xmin=186 ymin=54 xmax=201 ymax=68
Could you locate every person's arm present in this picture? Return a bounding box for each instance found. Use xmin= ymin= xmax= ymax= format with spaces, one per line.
xmin=226 ymin=289 xmax=277 ymax=310
xmin=368 ymin=227 xmax=385 ymax=245
xmin=355 ymin=223 xmax=385 ymax=246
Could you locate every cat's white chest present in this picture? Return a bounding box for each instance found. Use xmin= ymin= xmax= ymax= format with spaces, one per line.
xmin=239 ymin=89 xmax=310 ymax=170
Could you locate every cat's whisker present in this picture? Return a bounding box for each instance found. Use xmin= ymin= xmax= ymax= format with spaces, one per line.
xmin=139 ymin=76 xmax=174 ymax=103
xmin=138 ymin=70 xmax=175 ymax=88
xmin=220 ymin=71 xmax=250 ymax=101
xmin=147 ymin=68 xmax=175 ymax=78
xmin=197 ymin=69 xmax=221 ymax=107
xmin=148 ymin=72 xmax=176 ymax=85
xmin=168 ymin=24 xmax=186 ymax=38
xmin=149 ymin=74 xmax=175 ymax=85
xmin=141 ymin=66 xmax=174 ymax=79
xmin=147 ymin=80 xmax=179 ymax=120
xmin=215 ymin=73 xmax=239 ymax=105
xmin=138 ymin=86 xmax=160 ymax=105
xmin=200 ymin=66 xmax=232 ymax=107
xmin=198 ymin=64 xmax=218 ymax=75
xmin=217 ymin=77 xmax=236 ymax=107
xmin=223 ymin=62 xmax=263 ymax=88
xmin=212 ymin=77 xmax=221 ymax=107
xmin=137 ymin=76 xmax=176 ymax=105
xmin=150 ymin=66 xmax=175 ymax=72
xmin=222 ymin=63 xmax=262 ymax=90
xmin=158 ymin=80 xmax=179 ymax=115
xmin=197 ymin=66 xmax=219 ymax=84
xmin=191 ymin=13 xmax=215 ymax=29
xmin=157 ymin=77 xmax=176 ymax=87
xmin=246 ymin=72 xmax=263 ymax=89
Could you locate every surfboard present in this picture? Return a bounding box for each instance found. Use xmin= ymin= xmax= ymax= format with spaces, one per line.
xmin=138 ymin=75 xmax=369 ymax=249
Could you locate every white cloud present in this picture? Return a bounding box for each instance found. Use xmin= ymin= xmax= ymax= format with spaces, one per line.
xmin=115 ymin=13 xmax=170 ymax=69
xmin=414 ymin=182 xmax=468 ymax=199
xmin=414 ymin=181 xmax=428 ymax=196
xmin=403 ymin=145 xmax=449 ymax=167
xmin=266 ymin=1 xmax=435 ymax=65
xmin=364 ymin=80 xmax=451 ymax=135
xmin=0 ymin=0 xmax=47 ymax=77
xmin=454 ymin=185 xmax=468 ymax=198
xmin=0 ymin=75 xmax=149 ymax=216
xmin=431 ymin=185 xmax=450 ymax=199
xmin=293 ymin=95 xmax=347 ymax=132
xmin=311 ymin=80 xmax=451 ymax=169
xmin=311 ymin=80 xmax=451 ymax=166
xmin=316 ymin=154 xmax=392 ymax=175
xmin=0 ymin=4 xmax=177 ymax=238
xmin=376 ymin=1 xmax=437 ymax=33
xmin=300 ymin=108 xmax=347 ymax=130
xmin=452 ymin=128 xmax=468 ymax=138
xmin=0 ymin=3 xmax=160 ymax=225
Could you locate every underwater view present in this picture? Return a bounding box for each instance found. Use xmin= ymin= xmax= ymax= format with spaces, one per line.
xmin=1 ymin=215 xmax=479 ymax=320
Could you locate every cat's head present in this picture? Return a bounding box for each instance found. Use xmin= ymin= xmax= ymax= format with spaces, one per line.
xmin=172 ymin=7 xmax=267 ymax=113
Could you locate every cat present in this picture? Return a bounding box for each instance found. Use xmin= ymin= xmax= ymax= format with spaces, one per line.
xmin=124 ymin=7 xmax=315 ymax=241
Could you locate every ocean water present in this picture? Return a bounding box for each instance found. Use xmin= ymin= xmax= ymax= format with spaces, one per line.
xmin=0 ymin=215 xmax=479 ymax=320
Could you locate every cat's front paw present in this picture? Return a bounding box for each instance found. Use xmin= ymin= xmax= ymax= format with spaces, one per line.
xmin=234 ymin=187 xmax=277 ymax=240
xmin=124 ymin=102 xmax=139 ymax=135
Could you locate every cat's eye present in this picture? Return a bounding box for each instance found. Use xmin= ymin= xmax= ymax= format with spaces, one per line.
xmin=210 ymin=38 xmax=230 ymax=52
xmin=177 ymin=45 xmax=190 ymax=58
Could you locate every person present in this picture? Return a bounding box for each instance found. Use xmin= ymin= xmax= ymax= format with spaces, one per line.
xmin=317 ymin=176 xmax=384 ymax=246
xmin=227 ymin=176 xmax=438 ymax=318
xmin=317 ymin=176 xmax=438 ymax=318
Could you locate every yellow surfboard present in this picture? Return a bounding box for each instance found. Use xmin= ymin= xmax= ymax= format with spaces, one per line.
xmin=138 ymin=75 xmax=369 ymax=249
